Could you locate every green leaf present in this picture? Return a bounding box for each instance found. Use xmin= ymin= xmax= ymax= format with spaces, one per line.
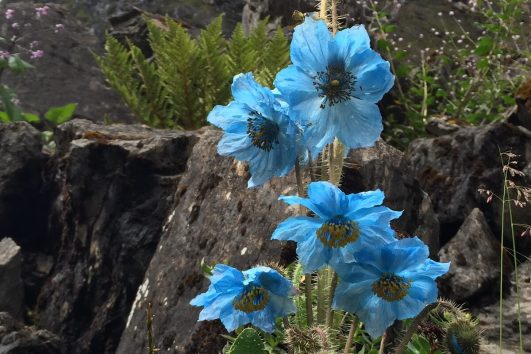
xmin=382 ymin=24 xmax=396 ymax=33
xmin=8 ymin=55 xmax=34 ymax=73
xmin=228 ymin=328 xmax=267 ymax=354
xmin=44 ymin=103 xmax=77 ymax=124
xmin=475 ymin=36 xmax=493 ymax=56
xmin=0 ymin=111 xmax=10 ymax=122
xmin=0 ymin=85 xmax=23 ymax=121
xmin=23 ymin=113 xmax=40 ymax=123
xmin=377 ymin=39 xmax=390 ymax=51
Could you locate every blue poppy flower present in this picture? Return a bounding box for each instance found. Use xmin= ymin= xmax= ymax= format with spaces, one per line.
xmin=332 ymin=237 xmax=450 ymax=338
xmin=272 ymin=181 xmax=401 ymax=273
xmin=190 ymin=264 xmax=297 ymax=333
xmin=208 ymin=73 xmax=300 ymax=188
xmin=274 ymin=16 xmax=394 ymax=153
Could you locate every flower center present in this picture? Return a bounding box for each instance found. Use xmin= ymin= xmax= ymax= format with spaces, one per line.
xmin=313 ymin=65 xmax=357 ymax=109
xmin=316 ymin=215 xmax=360 ymax=248
xmin=247 ymin=110 xmax=280 ymax=152
xmin=372 ymin=273 xmax=411 ymax=302
xmin=233 ymin=285 xmax=270 ymax=313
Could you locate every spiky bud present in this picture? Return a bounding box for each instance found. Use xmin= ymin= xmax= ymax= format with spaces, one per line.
xmin=286 ymin=326 xmax=335 ymax=354
xmin=444 ymin=319 xmax=481 ymax=354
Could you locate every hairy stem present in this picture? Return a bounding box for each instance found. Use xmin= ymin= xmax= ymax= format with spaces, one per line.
xmin=331 ymin=0 xmax=338 ymax=35
xmin=379 ymin=330 xmax=387 ymax=354
xmin=395 ymin=303 xmax=438 ymax=354
xmin=343 ymin=317 xmax=359 ymax=354
xmin=325 ymin=272 xmax=338 ymax=327
xmin=305 ymin=274 xmax=314 ymax=326
xmin=320 ymin=0 xmax=328 ymax=20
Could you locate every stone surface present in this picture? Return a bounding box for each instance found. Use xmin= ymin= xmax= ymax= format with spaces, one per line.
xmin=117 ymin=132 xmax=440 ymax=353
xmin=0 ymin=122 xmax=48 ymax=249
xmin=344 ymin=140 xmax=440 ymax=257
xmin=438 ymin=208 xmax=509 ymax=304
xmin=477 ymin=260 xmax=531 ymax=354
xmin=1 ymin=3 xmax=132 ymax=122
xmin=0 ymin=312 xmax=64 ymax=354
xmin=116 ymin=128 xmax=297 ymax=354
xmin=0 ymin=238 xmax=24 ymax=320
xmin=35 ymin=119 xmax=198 ymax=354
xmin=406 ymin=122 xmax=531 ymax=251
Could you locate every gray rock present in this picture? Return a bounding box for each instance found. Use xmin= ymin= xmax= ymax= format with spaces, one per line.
xmin=344 ymin=140 xmax=440 ymax=257
xmin=117 ymin=133 xmax=440 ymax=353
xmin=0 ymin=312 xmax=64 ymax=354
xmin=0 ymin=238 xmax=23 ymax=320
xmin=438 ymin=208 xmax=508 ymax=303
xmin=116 ymin=128 xmax=296 ymax=354
xmin=406 ymin=122 xmax=531 ymax=251
xmin=36 ymin=119 xmax=198 ymax=354
xmin=0 ymin=122 xmax=48 ymax=249
xmin=477 ymin=260 xmax=531 ymax=353
xmin=1 ymin=3 xmax=133 ymax=122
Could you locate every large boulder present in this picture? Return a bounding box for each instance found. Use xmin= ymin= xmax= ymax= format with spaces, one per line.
xmin=1 ymin=3 xmax=132 ymax=122
xmin=344 ymin=140 xmax=440 ymax=257
xmin=0 ymin=123 xmax=48 ymax=249
xmin=35 ymin=120 xmax=198 ymax=354
xmin=438 ymin=208 xmax=510 ymax=304
xmin=0 ymin=238 xmax=24 ymax=320
xmin=117 ymin=132 xmax=439 ymax=353
xmin=0 ymin=312 xmax=64 ymax=354
xmin=406 ymin=122 xmax=531 ymax=251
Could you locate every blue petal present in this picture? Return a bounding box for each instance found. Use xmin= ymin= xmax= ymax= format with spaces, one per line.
xmin=359 ymin=296 xmax=397 ymax=338
xmin=403 ymin=259 xmax=451 ymax=280
xmin=268 ymin=293 xmax=297 ymax=317
xmin=379 ymin=237 xmax=430 ymax=274
xmin=345 ymin=189 xmax=385 ymax=215
xmin=220 ymin=306 xmax=251 ymax=332
xmin=197 ymin=291 xmax=238 ymax=321
xmin=244 ymin=267 xmax=295 ymax=297
xmin=333 ymin=25 xmax=370 ymax=69
xmin=333 ymin=260 xmax=380 ymax=284
xmin=290 ymin=17 xmax=331 ymax=74
xmin=297 ymin=235 xmax=329 ymax=273
xmin=217 ymin=132 xmax=253 ymax=158
xmin=272 ymin=216 xmax=322 ymax=243
xmin=393 ymin=276 xmax=438 ymax=320
xmin=207 ymin=102 xmax=249 ymax=134
xmin=332 ymin=280 xmax=374 ymax=313
xmin=274 ymin=65 xmax=321 ymax=124
xmin=334 ymin=99 xmax=383 ymax=149
xmin=307 ymin=181 xmax=349 ymax=217
xmin=250 ymin=307 xmax=276 ymax=333
xmin=355 ymin=57 xmax=395 ymax=103
xmin=231 ymin=73 xmax=275 ymax=112
xmin=278 ymin=195 xmax=331 ymax=219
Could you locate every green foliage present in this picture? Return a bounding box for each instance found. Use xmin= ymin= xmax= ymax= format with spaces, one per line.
xmin=96 ymin=16 xmax=290 ymax=130
xmin=367 ymin=0 xmax=531 ymax=148
xmin=227 ymin=328 xmax=267 ymax=354
xmin=45 ymin=103 xmax=78 ymax=125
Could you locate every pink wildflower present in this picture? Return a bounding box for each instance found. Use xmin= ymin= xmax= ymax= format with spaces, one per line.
xmin=5 ymin=9 xmax=15 ymax=20
xmin=30 ymin=50 xmax=44 ymax=59
xmin=35 ymin=6 xmax=50 ymax=18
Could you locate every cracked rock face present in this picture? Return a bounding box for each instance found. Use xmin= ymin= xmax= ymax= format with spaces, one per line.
xmin=0 ymin=238 xmax=24 ymax=320
xmin=35 ymin=120 xmax=198 ymax=354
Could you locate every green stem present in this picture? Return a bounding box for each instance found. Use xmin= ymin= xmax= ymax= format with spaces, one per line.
xmin=146 ymin=302 xmax=155 ymax=354
xmin=325 ymin=273 xmax=338 ymax=327
xmin=395 ymin=303 xmax=439 ymax=354
xmin=507 ymin=179 xmax=524 ymax=353
xmin=305 ymin=274 xmax=314 ymax=327
xmin=379 ymin=330 xmax=387 ymax=354
xmin=499 ymin=152 xmax=507 ymax=353
xmin=343 ymin=317 xmax=359 ymax=354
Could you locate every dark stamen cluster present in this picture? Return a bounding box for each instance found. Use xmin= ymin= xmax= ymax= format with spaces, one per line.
xmin=313 ymin=65 xmax=356 ymax=109
xmin=316 ymin=215 xmax=360 ymax=248
xmin=372 ymin=273 xmax=411 ymax=302
xmin=233 ymin=285 xmax=270 ymax=313
xmin=247 ymin=110 xmax=280 ymax=151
